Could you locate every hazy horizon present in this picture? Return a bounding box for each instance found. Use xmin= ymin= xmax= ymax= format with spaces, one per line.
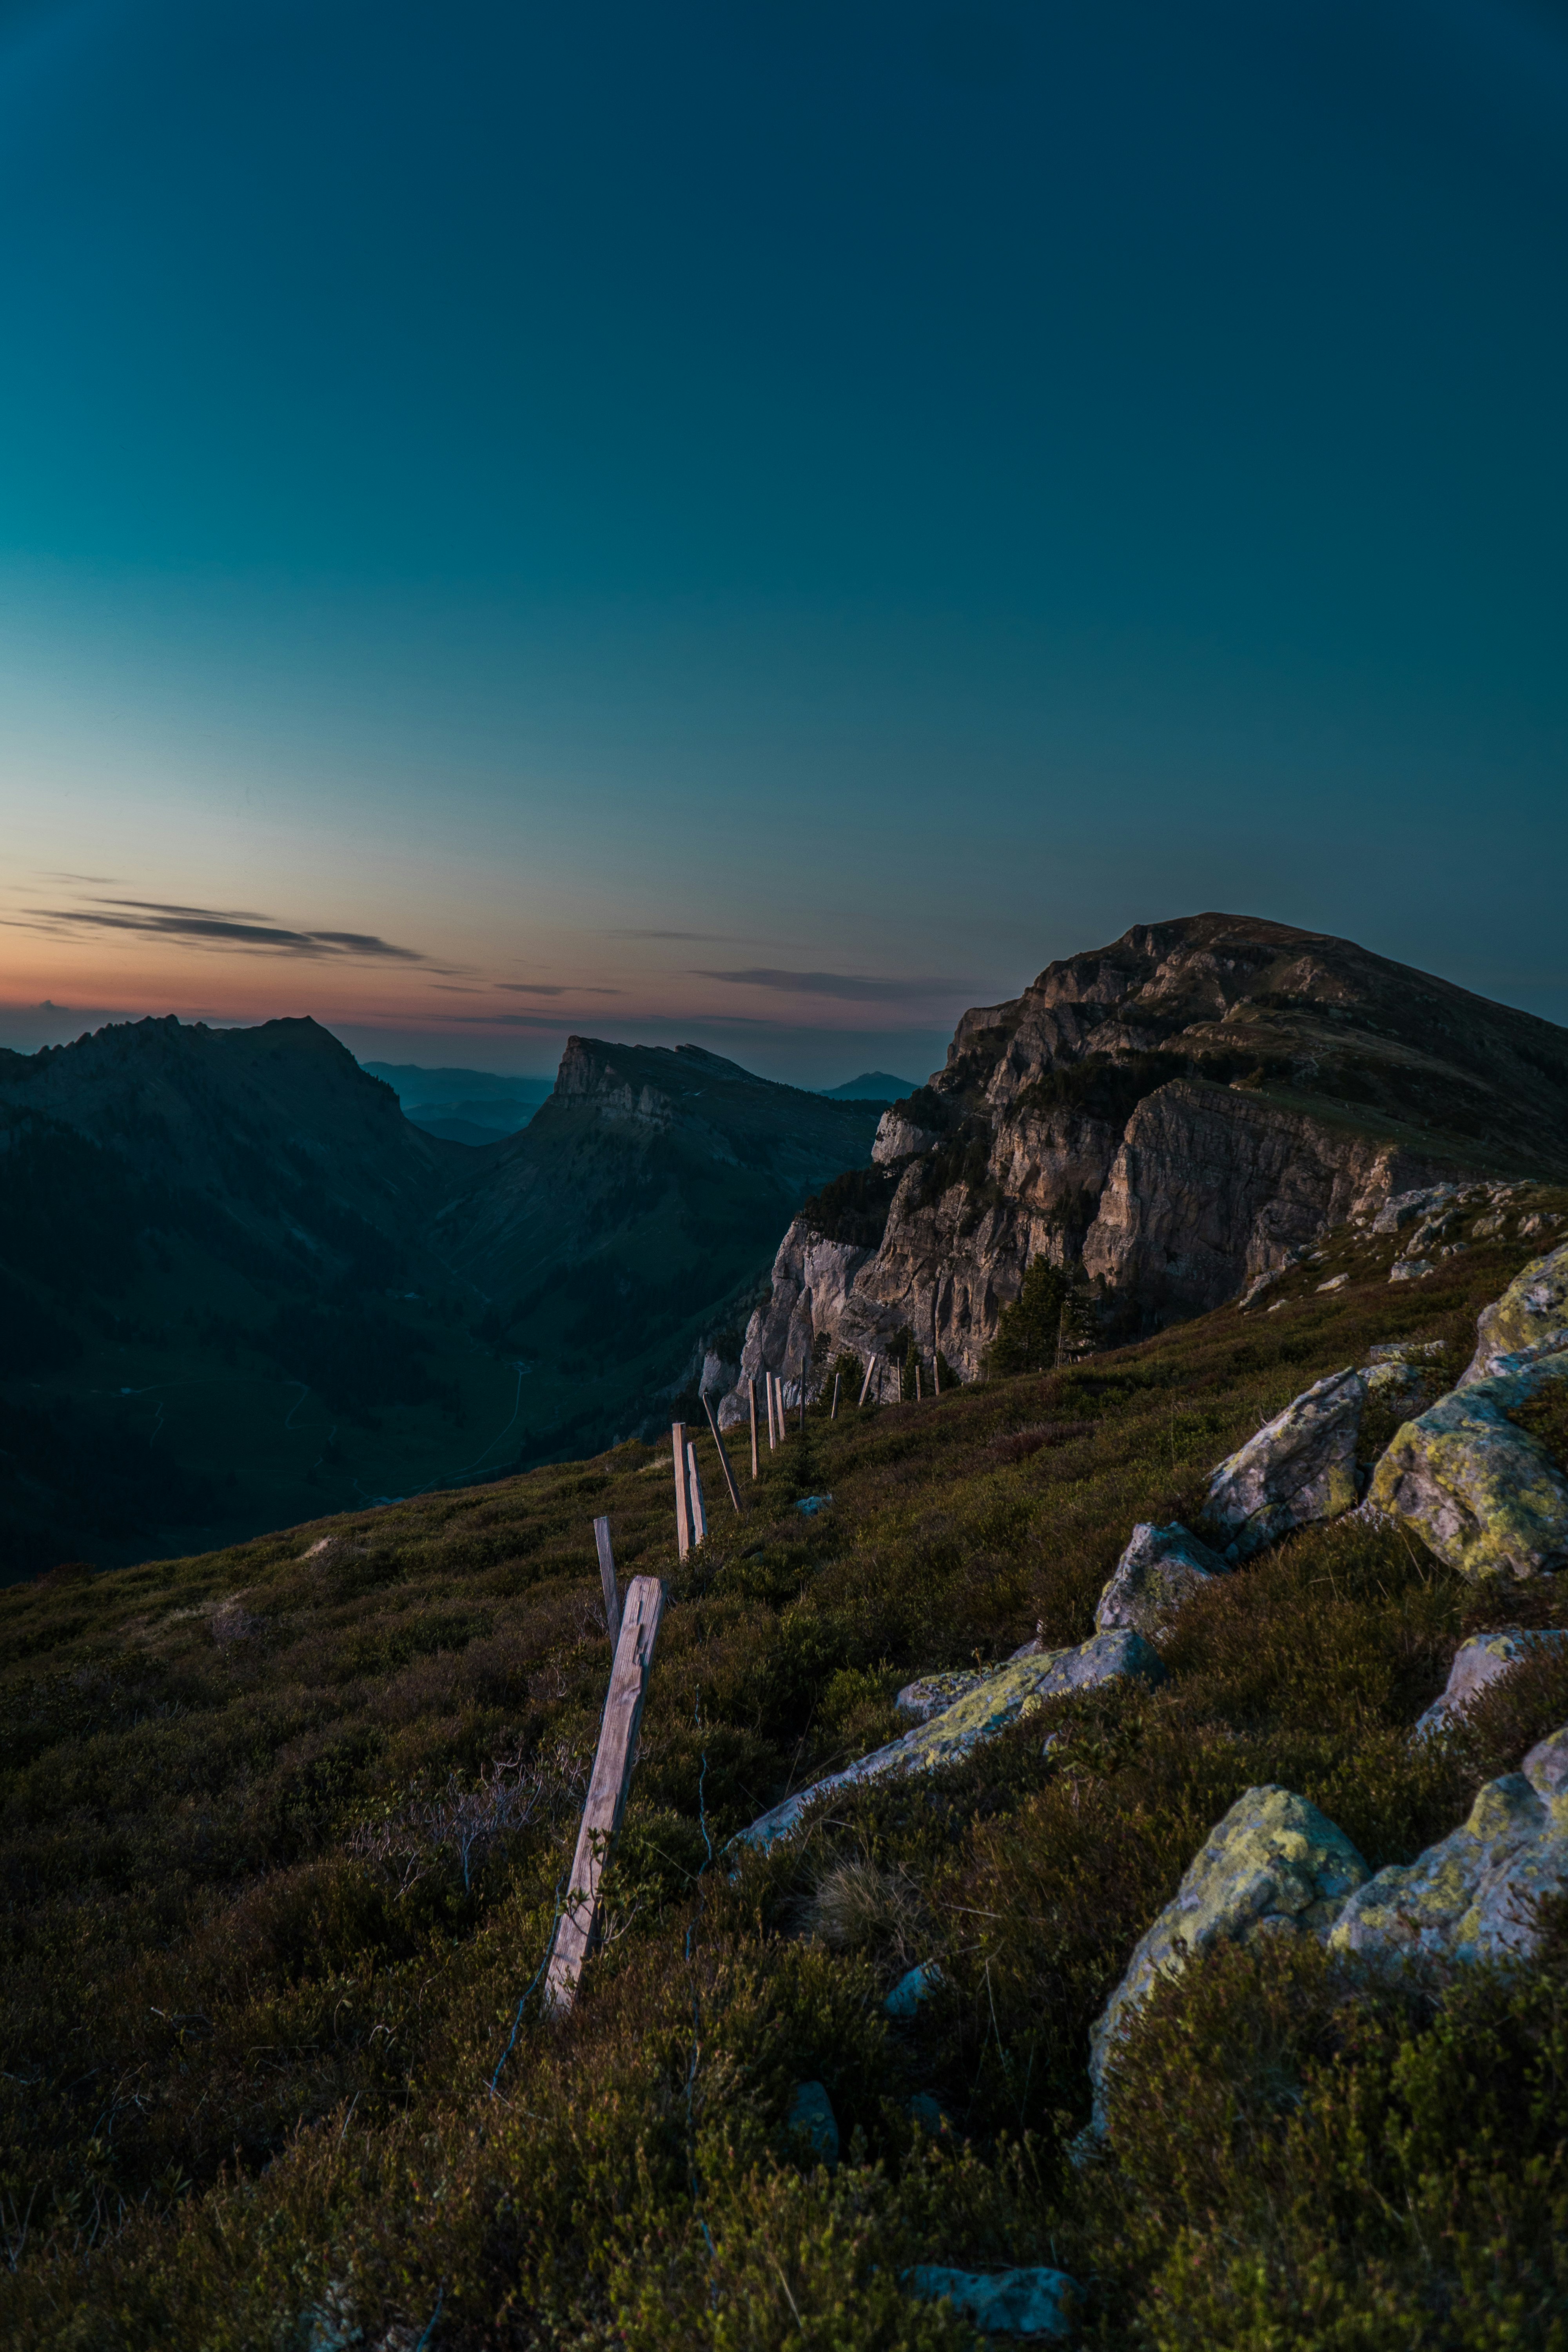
xmin=4 ymin=4 xmax=1566 ymax=1062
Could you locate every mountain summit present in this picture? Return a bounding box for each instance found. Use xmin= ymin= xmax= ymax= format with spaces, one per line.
xmin=726 ymin=913 xmax=1568 ymax=1401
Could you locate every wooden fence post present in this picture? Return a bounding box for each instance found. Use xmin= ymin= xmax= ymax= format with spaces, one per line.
xmin=686 ymin=1439 xmax=708 ymax=1544
xmin=768 ymin=1372 xmax=780 ymax=1450
xmin=830 ymin=1370 xmax=840 ymax=1419
xmin=799 ymin=1354 xmax=808 ymax=1434
xmin=858 ymin=1355 xmax=876 ymax=1407
xmin=933 ymin=1352 xmax=941 ymax=1396
xmin=915 ymin=1361 xmax=922 ymax=1402
xmin=593 ymin=1515 xmax=621 ymax=1648
xmin=544 ymin=1575 xmax=665 ymax=2017
xmin=749 ymin=1377 xmax=759 ymax=1479
xmin=671 ymin=1422 xmax=691 ymax=1560
xmin=703 ymin=1394 xmax=744 ymax=1515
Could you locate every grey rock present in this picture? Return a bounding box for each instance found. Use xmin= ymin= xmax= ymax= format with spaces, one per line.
xmin=1373 ymin=1185 xmax=1460 ymax=1236
xmin=1461 ymin=1239 xmax=1568 ymax=1386
xmin=736 ymin=1631 xmax=1165 ymax=1852
xmin=1415 ymin=1627 xmax=1568 ymax=1737
xmin=1203 ymin=1368 xmax=1367 ymax=1561
xmin=1094 ymin=1520 xmax=1229 ymax=1641
xmin=1088 ymin=1786 xmax=1368 ymax=2135
xmin=905 ymin=2092 xmax=952 ymax=2134
xmin=872 ymin=1108 xmax=941 ymax=1165
xmin=1367 ymin=1354 xmax=1568 ymax=1583
xmin=1316 ymin=1271 xmax=1351 ymax=1292
xmin=786 ymin=2080 xmax=839 ymax=2167
xmin=1330 ymin=1730 xmax=1568 ymax=1967
xmin=1389 ymin=1259 xmax=1434 ymax=1283
xmin=904 ymin=2265 xmax=1080 ymax=2339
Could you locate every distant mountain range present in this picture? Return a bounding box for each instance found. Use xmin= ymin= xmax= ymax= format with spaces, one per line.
xmin=362 ymin=1062 xmax=554 ymax=1145
xmin=0 ymin=1023 xmax=879 ymax=1581
xmin=818 ymin=1071 xmax=917 ymax=1101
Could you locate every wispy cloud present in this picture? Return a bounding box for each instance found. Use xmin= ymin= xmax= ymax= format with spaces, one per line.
xmin=12 ymin=897 xmax=430 ymax=963
xmin=693 ymin=967 xmax=967 ymax=1002
xmin=496 ymin=981 xmax=623 ymax=997
xmin=608 ymin=929 xmax=742 ymax=942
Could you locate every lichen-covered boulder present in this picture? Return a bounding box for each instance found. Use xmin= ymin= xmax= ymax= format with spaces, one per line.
xmin=1329 ymin=1726 xmax=1568 ymax=1967
xmin=1367 ymin=1356 xmax=1568 ymax=1582
xmin=1087 ymin=1786 xmax=1368 ymax=2134
xmin=1461 ymin=1240 xmax=1568 ymax=1385
xmin=1094 ymin=1521 xmax=1229 ymax=1641
xmin=895 ymin=1667 xmax=986 ymax=1724
xmin=1203 ymin=1368 xmax=1367 ymax=1561
xmin=735 ymin=1631 xmax=1166 ymax=1852
xmin=1415 ymin=1627 xmax=1568 ymax=1737
xmin=1372 ymin=1185 xmax=1460 ymax=1236
xmin=904 ymin=2266 xmax=1080 ymax=2339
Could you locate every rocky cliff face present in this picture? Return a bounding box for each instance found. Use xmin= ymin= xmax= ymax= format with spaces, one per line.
xmin=720 ymin=914 xmax=1568 ymax=1415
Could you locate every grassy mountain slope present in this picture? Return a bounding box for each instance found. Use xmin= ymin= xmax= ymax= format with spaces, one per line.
xmin=437 ymin=1039 xmax=884 ymax=1461
xmin=5 ymin=1187 xmax=1568 ymax=2345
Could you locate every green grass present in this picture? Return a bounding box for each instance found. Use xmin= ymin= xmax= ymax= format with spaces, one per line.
xmin=3 ymin=1195 xmax=1568 ymax=2346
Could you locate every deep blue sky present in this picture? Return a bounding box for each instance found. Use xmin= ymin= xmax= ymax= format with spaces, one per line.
xmin=2 ymin=0 xmax=1566 ymax=1082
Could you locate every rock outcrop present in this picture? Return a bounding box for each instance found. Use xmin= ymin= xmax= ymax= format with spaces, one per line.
xmin=733 ymin=1631 xmax=1165 ymax=1852
xmin=1087 ymin=1786 xmax=1370 ymax=2134
xmin=722 ymin=913 xmax=1567 ymax=1409
xmin=1415 ymin=1629 xmax=1568 ymax=1737
xmin=1330 ymin=1728 xmax=1568 ymax=1966
xmin=1094 ymin=1521 xmax=1230 ymax=1640
xmin=1461 ymin=1239 xmax=1568 ymax=1384
xmin=1367 ymin=1356 xmax=1568 ymax=1582
xmin=1203 ymin=1369 xmax=1367 ymax=1561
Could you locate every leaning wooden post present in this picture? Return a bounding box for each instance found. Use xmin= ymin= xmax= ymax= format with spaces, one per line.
xmin=544 ymin=1575 xmax=665 ymax=2017
xmin=671 ymin=1421 xmax=691 ymax=1560
xmin=748 ymin=1377 xmax=760 ymax=1480
xmin=933 ymin=1352 xmax=941 ymax=1396
xmin=915 ymin=1361 xmax=923 ymax=1402
xmin=686 ymin=1440 xmax=708 ymax=1544
xmin=830 ymin=1370 xmax=840 ymax=1419
xmin=858 ymin=1355 xmax=876 ymax=1407
xmin=703 ymin=1393 xmax=744 ymax=1516
xmin=768 ymin=1373 xmax=780 ymax=1451
xmin=593 ymin=1515 xmax=621 ymax=1648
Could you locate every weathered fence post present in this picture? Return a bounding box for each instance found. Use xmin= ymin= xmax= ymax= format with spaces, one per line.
xmin=915 ymin=1361 xmax=922 ymax=1401
xmin=703 ymin=1394 xmax=744 ymax=1515
xmin=686 ymin=1439 xmax=708 ymax=1545
xmin=544 ymin=1574 xmax=665 ymax=2017
xmin=830 ymin=1369 xmax=840 ymax=1419
xmin=933 ymin=1352 xmax=941 ymax=1396
xmin=858 ymin=1355 xmax=876 ymax=1407
xmin=799 ymin=1354 xmax=808 ymax=1434
xmin=749 ymin=1377 xmax=760 ymax=1479
xmin=671 ymin=1421 xmax=691 ymax=1559
xmin=593 ymin=1515 xmax=621 ymax=1647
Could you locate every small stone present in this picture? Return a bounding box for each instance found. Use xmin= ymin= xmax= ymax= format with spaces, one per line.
xmin=1316 ymin=1272 xmax=1351 ymax=1292
xmin=906 ymin=2092 xmax=951 ymax=2134
xmin=904 ymin=2265 xmax=1081 ymax=2340
xmin=1414 ymin=1627 xmax=1568 ymax=1735
xmin=885 ymin=1961 xmax=944 ymax=2018
xmin=1087 ymin=1787 xmax=1368 ymax=2135
xmin=794 ymin=1494 xmax=833 ymax=1516
xmin=1204 ymin=1369 xmax=1367 ymax=1561
xmin=785 ymin=2080 xmax=839 ymax=2168
xmin=1390 ymin=1259 xmax=1433 ymax=1283
xmin=1095 ymin=1521 xmax=1229 ymax=1641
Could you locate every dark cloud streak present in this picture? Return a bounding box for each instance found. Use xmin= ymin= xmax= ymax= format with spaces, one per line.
xmin=693 ymin=966 xmax=968 ymax=1002
xmin=15 ymin=897 xmax=429 ymax=963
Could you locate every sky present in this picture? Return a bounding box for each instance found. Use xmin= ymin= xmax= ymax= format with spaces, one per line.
xmin=2 ymin=0 xmax=1566 ymax=1087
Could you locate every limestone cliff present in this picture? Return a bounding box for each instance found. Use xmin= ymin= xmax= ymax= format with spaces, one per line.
xmin=720 ymin=914 xmax=1568 ymax=1416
